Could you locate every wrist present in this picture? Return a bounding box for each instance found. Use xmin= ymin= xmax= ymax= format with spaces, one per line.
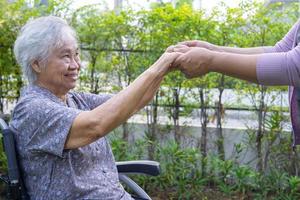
xmin=148 ymin=63 xmax=168 ymax=78
xmin=208 ymin=51 xmax=219 ymax=72
xmin=213 ymin=44 xmax=223 ymax=52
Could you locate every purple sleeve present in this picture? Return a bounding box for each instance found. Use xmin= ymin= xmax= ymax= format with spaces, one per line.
xmin=257 ymin=45 xmax=300 ymax=86
xmin=257 ymin=20 xmax=300 ymax=86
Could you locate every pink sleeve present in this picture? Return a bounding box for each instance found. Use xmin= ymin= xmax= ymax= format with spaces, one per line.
xmin=257 ymin=45 xmax=300 ymax=86
xmin=256 ymin=20 xmax=300 ymax=86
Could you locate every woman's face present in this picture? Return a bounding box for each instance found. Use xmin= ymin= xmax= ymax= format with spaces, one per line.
xmin=35 ymin=38 xmax=81 ymax=98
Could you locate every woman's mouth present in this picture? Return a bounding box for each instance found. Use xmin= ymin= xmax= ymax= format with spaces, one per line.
xmin=65 ymin=74 xmax=78 ymax=80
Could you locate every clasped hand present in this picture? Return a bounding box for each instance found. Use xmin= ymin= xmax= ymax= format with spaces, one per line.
xmin=166 ymin=41 xmax=214 ymax=78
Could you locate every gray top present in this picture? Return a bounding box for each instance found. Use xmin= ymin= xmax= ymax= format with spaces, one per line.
xmin=10 ymin=85 xmax=133 ymax=200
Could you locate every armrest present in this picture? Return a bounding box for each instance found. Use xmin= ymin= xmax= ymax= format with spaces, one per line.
xmin=118 ymin=175 xmax=151 ymax=200
xmin=116 ymin=160 xmax=160 ymax=176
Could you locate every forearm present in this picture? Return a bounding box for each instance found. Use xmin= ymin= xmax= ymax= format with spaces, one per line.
xmin=67 ymin=67 xmax=165 ymax=149
xmin=216 ymin=46 xmax=266 ymax=55
xmin=66 ymin=51 xmax=181 ymax=149
xmin=92 ymin=67 xmax=165 ymax=133
xmin=210 ymin=51 xmax=259 ymax=83
xmin=136 ymin=76 xmax=163 ymax=111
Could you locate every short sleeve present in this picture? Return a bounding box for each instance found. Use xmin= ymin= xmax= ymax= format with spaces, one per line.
xmin=10 ymin=97 xmax=82 ymax=157
xmin=76 ymin=92 xmax=113 ymax=110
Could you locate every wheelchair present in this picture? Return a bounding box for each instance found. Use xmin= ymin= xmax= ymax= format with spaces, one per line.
xmin=0 ymin=116 xmax=160 ymax=200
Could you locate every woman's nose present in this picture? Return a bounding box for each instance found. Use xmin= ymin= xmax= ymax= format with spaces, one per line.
xmin=69 ymin=58 xmax=80 ymax=70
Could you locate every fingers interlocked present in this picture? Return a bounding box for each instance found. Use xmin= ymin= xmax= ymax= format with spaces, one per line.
xmin=166 ymin=41 xmax=212 ymax=78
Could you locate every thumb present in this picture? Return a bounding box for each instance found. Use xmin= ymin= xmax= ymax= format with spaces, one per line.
xmin=173 ymin=46 xmax=190 ymax=53
xmin=178 ymin=41 xmax=198 ymax=47
xmin=166 ymin=45 xmax=175 ymax=53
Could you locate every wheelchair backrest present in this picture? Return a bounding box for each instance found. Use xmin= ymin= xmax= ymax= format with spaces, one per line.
xmin=0 ymin=117 xmax=29 ymax=200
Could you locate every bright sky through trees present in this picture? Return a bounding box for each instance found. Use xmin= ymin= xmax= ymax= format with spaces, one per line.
xmin=71 ymin=0 xmax=264 ymax=12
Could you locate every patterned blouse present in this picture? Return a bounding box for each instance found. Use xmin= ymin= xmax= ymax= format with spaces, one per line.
xmin=10 ymin=84 xmax=133 ymax=200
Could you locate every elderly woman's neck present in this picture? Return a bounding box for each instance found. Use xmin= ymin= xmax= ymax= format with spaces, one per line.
xmin=35 ymin=82 xmax=68 ymax=102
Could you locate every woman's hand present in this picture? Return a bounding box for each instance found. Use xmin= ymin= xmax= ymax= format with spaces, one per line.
xmin=150 ymin=48 xmax=183 ymax=75
xmin=173 ymin=47 xmax=213 ymax=78
xmin=178 ymin=40 xmax=219 ymax=52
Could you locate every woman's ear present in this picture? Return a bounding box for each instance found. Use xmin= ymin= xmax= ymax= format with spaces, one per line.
xmin=31 ymin=60 xmax=42 ymax=73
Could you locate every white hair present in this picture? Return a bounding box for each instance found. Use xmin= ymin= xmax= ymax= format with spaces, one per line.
xmin=14 ymin=16 xmax=78 ymax=84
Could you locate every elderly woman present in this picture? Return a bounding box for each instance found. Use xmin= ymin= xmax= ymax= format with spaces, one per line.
xmin=10 ymin=16 xmax=180 ymax=199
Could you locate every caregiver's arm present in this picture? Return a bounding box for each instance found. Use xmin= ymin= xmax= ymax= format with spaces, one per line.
xmin=175 ymin=47 xmax=258 ymax=82
xmin=179 ymin=19 xmax=300 ymax=54
xmin=175 ymin=45 xmax=300 ymax=86
xmin=179 ymin=40 xmax=265 ymax=54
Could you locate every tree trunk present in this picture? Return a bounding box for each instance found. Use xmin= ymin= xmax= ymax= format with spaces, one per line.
xmin=0 ymin=75 xmax=3 ymax=113
xmin=173 ymin=88 xmax=180 ymax=144
xmin=89 ymin=55 xmax=97 ymax=93
xmin=291 ymin=147 xmax=299 ymax=176
xmin=114 ymin=0 xmax=122 ymax=15
xmin=256 ymin=86 xmax=266 ymax=172
xmin=198 ymin=87 xmax=208 ymax=176
xmin=122 ymin=122 xmax=129 ymax=141
xmin=216 ymin=75 xmax=225 ymax=160
xmin=147 ymin=93 xmax=158 ymax=160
